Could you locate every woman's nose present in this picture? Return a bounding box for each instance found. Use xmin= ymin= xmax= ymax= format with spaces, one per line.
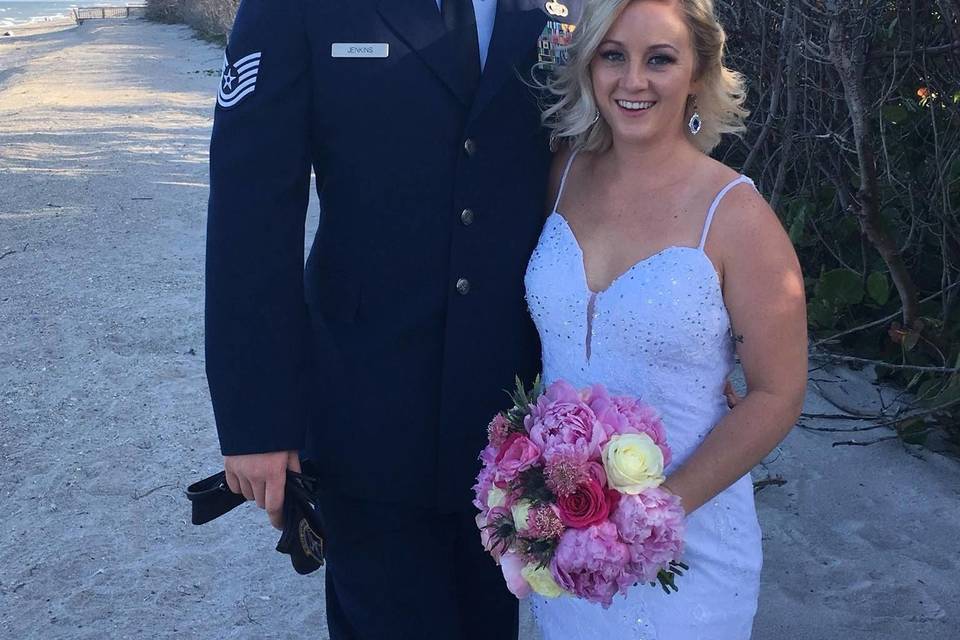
xmin=621 ymin=61 xmax=649 ymax=91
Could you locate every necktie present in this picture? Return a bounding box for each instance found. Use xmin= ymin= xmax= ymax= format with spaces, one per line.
xmin=442 ymin=0 xmax=481 ymax=102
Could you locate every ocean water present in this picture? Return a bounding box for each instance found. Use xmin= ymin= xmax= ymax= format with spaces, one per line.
xmin=0 ymin=1 xmax=141 ymax=27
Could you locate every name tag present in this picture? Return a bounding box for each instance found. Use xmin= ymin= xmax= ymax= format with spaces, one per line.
xmin=331 ymin=43 xmax=390 ymax=59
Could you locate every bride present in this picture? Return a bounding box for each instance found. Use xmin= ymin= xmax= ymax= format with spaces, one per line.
xmin=524 ymin=0 xmax=807 ymax=637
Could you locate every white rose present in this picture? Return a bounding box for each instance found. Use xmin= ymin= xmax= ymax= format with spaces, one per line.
xmin=602 ymin=433 xmax=665 ymax=494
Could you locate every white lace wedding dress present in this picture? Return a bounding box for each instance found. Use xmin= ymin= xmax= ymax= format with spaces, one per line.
xmin=523 ymin=152 xmax=763 ymax=639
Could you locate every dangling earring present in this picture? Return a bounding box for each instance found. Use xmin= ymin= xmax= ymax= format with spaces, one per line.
xmin=688 ymin=95 xmax=702 ymax=136
xmin=591 ymin=109 xmax=600 ymax=126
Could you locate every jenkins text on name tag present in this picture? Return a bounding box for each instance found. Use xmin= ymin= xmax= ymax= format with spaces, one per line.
xmin=331 ymin=43 xmax=389 ymax=58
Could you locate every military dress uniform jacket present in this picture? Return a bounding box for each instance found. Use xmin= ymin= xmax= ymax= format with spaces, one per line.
xmin=206 ymin=0 xmax=581 ymax=511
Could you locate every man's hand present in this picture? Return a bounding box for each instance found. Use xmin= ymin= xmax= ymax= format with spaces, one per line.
xmin=224 ymin=450 xmax=302 ymax=530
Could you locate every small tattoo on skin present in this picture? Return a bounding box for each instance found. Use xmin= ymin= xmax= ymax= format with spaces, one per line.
xmin=733 ymin=334 xmax=744 ymax=344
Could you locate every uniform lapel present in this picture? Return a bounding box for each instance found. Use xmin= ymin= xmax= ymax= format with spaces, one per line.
xmin=468 ymin=0 xmax=547 ymax=121
xmin=376 ymin=0 xmax=475 ymax=107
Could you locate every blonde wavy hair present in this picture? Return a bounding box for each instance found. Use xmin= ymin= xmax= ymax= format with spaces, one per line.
xmin=541 ymin=0 xmax=748 ymax=154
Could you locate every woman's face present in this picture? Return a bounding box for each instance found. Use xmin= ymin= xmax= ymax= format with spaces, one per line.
xmin=589 ymin=0 xmax=699 ymax=149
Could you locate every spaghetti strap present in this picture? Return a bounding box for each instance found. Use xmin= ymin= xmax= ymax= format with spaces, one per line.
xmin=551 ymin=149 xmax=580 ymax=213
xmin=698 ymin=175 xmax=756 ymax=250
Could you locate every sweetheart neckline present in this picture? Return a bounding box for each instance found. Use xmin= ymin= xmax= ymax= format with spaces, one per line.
xmin=548 ymin=211 xmax=723 ymax=297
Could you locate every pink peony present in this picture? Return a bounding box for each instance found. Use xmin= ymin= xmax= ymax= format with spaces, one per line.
xmin=609 ymin=488 xmax=686 ymax=583
xmin=472 ymin=462 xmax=495 ymax=511
xmin=500 ymin=553 xmax=532 ymax=598
xmin=586 ymin=460 xmax=608 ymax=487
xmin=550 ymin=522 xmax=632 ymax=607
xmin=479 ymin=443 xmax=499 ymax=467
xmin=591 ymin=394 xmax=672 ymax=468
xmin=525 ymin=381 xmax=607 ymax=459
xmin=494 ymin=433 xmax=541 ymax=483
xmin=580 ymin=384 xmax=612 ymax=406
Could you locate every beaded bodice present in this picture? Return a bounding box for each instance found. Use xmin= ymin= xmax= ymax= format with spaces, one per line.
xmin=524 ymin=153 xmax=754 ymax=470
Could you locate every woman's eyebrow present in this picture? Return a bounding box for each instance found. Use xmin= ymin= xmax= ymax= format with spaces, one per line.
xmin=648 ymin=43 xmax=680 ymax=53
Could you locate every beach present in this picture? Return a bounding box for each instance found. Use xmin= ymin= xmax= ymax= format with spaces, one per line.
xmin=0 ymin=18 xmax=958 ymax=639
xmin=0 ymin=16 xmax=76 ymax=38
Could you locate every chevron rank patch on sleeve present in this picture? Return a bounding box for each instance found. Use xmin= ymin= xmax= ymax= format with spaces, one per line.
xmin=218 ymin=51 xmax=262 ymax=109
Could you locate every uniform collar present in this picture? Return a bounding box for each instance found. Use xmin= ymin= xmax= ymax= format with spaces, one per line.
xmin=377 ymin=0 xmax=549 ymax=116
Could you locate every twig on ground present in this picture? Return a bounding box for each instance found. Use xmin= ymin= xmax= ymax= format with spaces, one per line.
xmin=803 ymin=397 xmax=959 ymax=434
xmin=753 ymin=476 xmax=788 ymax=494
xmin=811 ymin=352 xmax=960 ymax=374
xmin=799 ymin=422 xmax=891 ymax=433
xmin=809 ymin=379 xmax=882 ymax=417
xmin=132 ymin=483 xmax=174 ymax=500
xmin=800 ymin=411 xmax=888 ymax=420
xmin=240 ymin=596 xmax=259 ymax=624
xmin=832 ymin=435 xmax=901 ymax=447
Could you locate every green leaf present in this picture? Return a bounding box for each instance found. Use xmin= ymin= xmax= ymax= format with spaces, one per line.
xmin=916 ymin=377 xmax=943 ymax=403
xmin=920 ymin=375 xmax=960 ymax=409
xmin=807 ymin=299 xmax=836 ymax=329
xmin=896 ymin=417 xmax=928 ymax=445
xmin=838 ymin=215 xmax=861 ymax=241
xmin=906 ymin=372 xmax=924 ymax=390
xmin=816 ymin=269 xmax=863 ymax=306
xmin=882 ymin=104 xmax=909 ymax=125
xmin=885 ymin=16 xmax=899 ymax=39
xmin=866 ymin=271 xmax=890 ymax=306
xmin=902 ymin=330 xmax=920 ymax=352
xmin=788 ymin=208 xmax=806 ymax=245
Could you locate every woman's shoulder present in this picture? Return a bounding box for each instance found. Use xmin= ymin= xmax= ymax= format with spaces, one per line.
xmin=700 ymin=159 xmax=794 ymax=269
xmin=547 ymin=144 xmax=594 ymax=214
xmin=695 ymin=156 xmax=772 ymax=224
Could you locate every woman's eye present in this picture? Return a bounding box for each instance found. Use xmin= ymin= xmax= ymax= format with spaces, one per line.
xmin=649 ymin=54 xmax=676 ymax=66
xmin=599 ymin=50 xmax=625 ymax=63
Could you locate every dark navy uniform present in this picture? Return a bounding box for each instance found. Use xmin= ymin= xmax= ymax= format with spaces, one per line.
xmin=205 ymin=1 xmax=580 ymax=637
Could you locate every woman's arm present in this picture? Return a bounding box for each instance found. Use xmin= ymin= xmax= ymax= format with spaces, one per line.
xmin=662 ymin=186 xmax=808 ymax=514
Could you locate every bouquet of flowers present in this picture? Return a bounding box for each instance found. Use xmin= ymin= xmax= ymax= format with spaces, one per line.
xmin=473 ymin=378 xmax=687 ymax=608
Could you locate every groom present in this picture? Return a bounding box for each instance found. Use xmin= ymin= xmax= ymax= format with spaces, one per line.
xmin=205 ymin=1 xmax=580 ymax=638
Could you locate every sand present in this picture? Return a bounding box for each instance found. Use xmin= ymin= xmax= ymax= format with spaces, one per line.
xmin=1 ymin=18 xmax=958 ymax=640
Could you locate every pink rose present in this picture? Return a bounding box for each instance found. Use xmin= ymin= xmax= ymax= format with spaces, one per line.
xmin=556 ymin=476 xmax=614 ymax=529
xmin=500 ymin=553 xmax=532 ymax=598
xmin=494 ymin=433 xmax=541 ymax=483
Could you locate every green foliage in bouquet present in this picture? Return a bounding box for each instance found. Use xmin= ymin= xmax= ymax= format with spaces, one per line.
xmin=504 ymin=375 xmax=544 ymax=429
